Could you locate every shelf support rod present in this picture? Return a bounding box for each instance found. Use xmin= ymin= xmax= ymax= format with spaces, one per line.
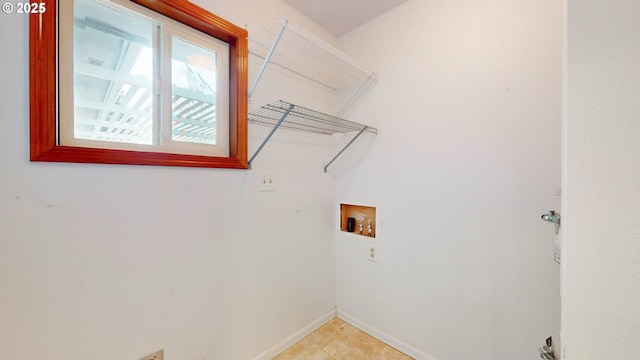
xmin=248 ymin=20 xmax=288 ymax=98
xmin=324 ymin=127 xmax=367 ymax=173
xmin=248 ymin=104 xmax=294 ymax=169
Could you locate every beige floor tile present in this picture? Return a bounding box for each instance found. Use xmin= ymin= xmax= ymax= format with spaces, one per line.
xmin=272 ymin=318 xmax=413 ymax=360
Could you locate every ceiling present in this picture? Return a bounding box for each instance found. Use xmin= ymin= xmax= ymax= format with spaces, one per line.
xmin=282 ymin=0 xmax=407 ymax=37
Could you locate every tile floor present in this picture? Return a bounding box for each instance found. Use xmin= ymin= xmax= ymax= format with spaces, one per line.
xmin=272 ymin=318 xmax=414 ymax=360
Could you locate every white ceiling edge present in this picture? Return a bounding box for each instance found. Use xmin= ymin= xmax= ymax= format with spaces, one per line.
xmin=282 ymin=0 xmax=407 ymax=37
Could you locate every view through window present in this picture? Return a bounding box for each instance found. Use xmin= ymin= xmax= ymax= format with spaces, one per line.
xmin=62 ymin=0 xmax=229 ymax=156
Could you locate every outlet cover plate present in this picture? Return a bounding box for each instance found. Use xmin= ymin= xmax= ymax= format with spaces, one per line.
xmin=368 ymin=243 xmax=377 ymax=262
xmin=259 ymin=171 xmax=276 ymax=192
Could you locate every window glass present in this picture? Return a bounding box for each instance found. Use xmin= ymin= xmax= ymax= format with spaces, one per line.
xmin=60 ymin=0 xmax=230 ymax=156
xmin=71 ymin=0 xmax=156 ymax=145
xmin=170 ymin=36 xmax=219 ymax=146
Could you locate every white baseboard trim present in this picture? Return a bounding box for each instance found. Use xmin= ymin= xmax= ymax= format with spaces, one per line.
xmin=250 ymin=308 xmax=336 ymax=360
xmin=337 ymin=309 xmax=441 ymax=360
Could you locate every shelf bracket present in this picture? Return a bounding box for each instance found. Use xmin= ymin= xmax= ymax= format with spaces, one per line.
xmin=323 ymin=127 xmax=367 ymax=173
xmin=248 ymin=19 xmax=287 ymax=98
xmin=248 ymin=103 xmax=294 ymax=169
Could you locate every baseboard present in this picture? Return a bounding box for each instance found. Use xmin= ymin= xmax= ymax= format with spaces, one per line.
xmin=337 ymin=309 xmax=441 ymax=360
xmin=249 ymin=308 xmax=336 ymax=360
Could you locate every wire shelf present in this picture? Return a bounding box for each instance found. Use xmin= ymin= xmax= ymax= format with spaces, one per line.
xmin=246 ymin=16 xmax=378 ymax=171
xmin=249 ymin=15 xmax=377 ymax=116
xmin=249 ymin=15 xmax=377 ymax=92
xmin=248 ymin=100 xmax=377 ymax=135
xmin=248 ymin=100 xmax=377 ymax=171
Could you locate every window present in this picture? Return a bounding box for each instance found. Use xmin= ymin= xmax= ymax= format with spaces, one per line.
xmin=30 ymin=0 xmax=248 ymax=168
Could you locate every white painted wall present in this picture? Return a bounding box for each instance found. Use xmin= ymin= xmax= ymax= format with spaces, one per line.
xmin=0 ymin=1 xmax=339 ymax=360
xmin=563 ymin=1 xmax=640 ymax=359
xmin=12 ymin=1 xmax=635 ymax=360
xmin=334 ymin=1 xmax=562 ymax=359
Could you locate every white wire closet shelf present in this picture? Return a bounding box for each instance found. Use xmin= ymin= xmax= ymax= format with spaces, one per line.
xmin=249 ymin=15 xmax=378 ymax=115
xmin=248 ymin=100 xmax=377 ymax=172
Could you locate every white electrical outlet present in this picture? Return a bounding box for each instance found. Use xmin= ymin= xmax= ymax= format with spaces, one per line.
xmin=258 ymin=171 xmax=276 ymax=192
xmin=368 ymin=243 xmax=377 ymax=262
xmin=139 ymin=349 xmax=163 ymax=360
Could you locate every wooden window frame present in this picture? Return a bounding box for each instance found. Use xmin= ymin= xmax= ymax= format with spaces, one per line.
xmin=30 ymin=0 xmax=248 ymax=169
